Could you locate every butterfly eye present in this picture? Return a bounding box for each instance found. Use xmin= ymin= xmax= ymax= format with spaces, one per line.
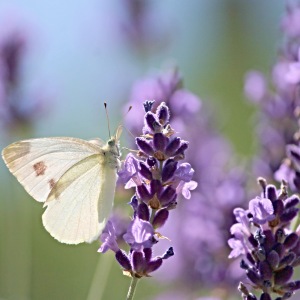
xmin=108 ymin=140 xmax=115 ymax=147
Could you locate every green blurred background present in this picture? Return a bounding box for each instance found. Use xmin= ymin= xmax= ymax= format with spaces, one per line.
xmin=0 ymin=1 xmax=286 ymax=299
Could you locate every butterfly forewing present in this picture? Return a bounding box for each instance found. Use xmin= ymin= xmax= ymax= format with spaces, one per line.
xmin=2 ymin=137 xmax=103 ymax=203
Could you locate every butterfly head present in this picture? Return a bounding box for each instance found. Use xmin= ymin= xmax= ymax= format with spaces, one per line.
xmin=104 ymin=125 xmax=122 ymax=169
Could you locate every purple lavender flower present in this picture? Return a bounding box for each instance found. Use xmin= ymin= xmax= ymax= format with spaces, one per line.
xmin=244 ymin=4 xmax=300 ymax=185
xmin=0 ymin=19 xmax=49 ymax=132
xmin=229 ymin=179 xmax=300 ymax=299
xmin=99 ymin=101 xmax=196 ymax=282
xmin=244 ymin=71 xmax=267 ymax=103
xmin=281 ymin=1 xmax=300 ymax=38
xmin=118 ymin=0 xmax=170 ymax=55
xmin=124 ymin=68 xmax=247 ymax=296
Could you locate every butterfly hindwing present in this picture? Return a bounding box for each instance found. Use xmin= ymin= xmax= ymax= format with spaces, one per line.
xmin=42 ymin=154 xmax=105 ymax=244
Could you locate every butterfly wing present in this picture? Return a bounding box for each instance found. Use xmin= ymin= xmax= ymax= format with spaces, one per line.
xmin=2 ymin=137 xmax=118 ymax=244
xmin=2 ymin=137 xmax=103 ymax=203
xmin=42 ymin=153 xmax=117 ymax=244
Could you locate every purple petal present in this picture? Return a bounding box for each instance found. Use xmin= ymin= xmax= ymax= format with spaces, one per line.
xmin=98 ymin=221 xmax=119 ymax=253
xmin=176 ymin=180 xmax=197 ymax=199
xmin=123 ymin=217 xmax=154 ymax=251
xmin=249 ymin=197 xmax=275 ymax=225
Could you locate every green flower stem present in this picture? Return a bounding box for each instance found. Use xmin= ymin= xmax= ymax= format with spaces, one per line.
xmin=126 ymin=276 xmax=139 ymax=300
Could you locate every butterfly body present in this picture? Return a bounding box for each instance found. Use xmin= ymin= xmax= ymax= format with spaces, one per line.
xmin=2 ymin=130 xmax=121 ymax=244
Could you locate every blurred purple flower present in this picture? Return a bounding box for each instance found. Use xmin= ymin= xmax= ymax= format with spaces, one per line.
xmin=286 ymin=48 xmax=300 ymax=84
xmin=244 ymin=4 xmax=300 ymax=183
xmin=281 ymin=1 xmax=300 ymax=38
xmin=244 ymin=71 xmax=267 ymax=103
xmin=0 ymin=18 xmax=50 ymax=132
xmin=98 ymin=221 xmax=119 ymax=253
xmin=117 ymin=0 xmax=171 ymax=55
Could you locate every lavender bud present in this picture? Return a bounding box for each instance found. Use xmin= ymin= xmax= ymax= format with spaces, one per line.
xmin=291 ymin=239 xmax=300 ymax=255
xmin=260 ymin=293 xmax=272 ymax=300
xmin=292 ymin=256 xmax=300 ymax=267
xmin=145 ymin=257 xmax=163 ymax=273
xmin=259 ymin=261 xmax=273 ymax=280
xmin=139 ymin=162 xmax=153 ymax=180
xmin=240 ymin=259 xmax=250 ymax=270
xmin=266 ymin=185 xmax=277 ymax=202
xmin=152 ymin=209 xmax=169 ymax=229
xmin=156 ymin=102 xmax=170 ymax=125
xmin=246 ymin=295 xmax=258 ymax=300
xmin=274 ymin=266 xmax=294 ymax=285
xmin=115 ymin=249 xmax=132 ymax=270
xmin=267 ymin=250 xmax=280 ymax=269
xmin=132 ymin=251 xmax=145 ymax=274
xmin=263 ymin=230 xmax=275 ymax=252
xmin=246 ymin=269 xmax=262 ymax=285
xmin=161 ymin=159 xmax=178 ymax=182
xmin=285 ymin=195 xmax=300 ymax=209
xmin=174 ymin=141 xmax=189 ymax=156
xmin=143 ymin=100 xmax=155 ymax=112
xmin=129 ymin=195 xmax=139 ymax=212
xmin=274 ymin=200 xmax=284 ymax=216
xmin=288 ymin=145 xmax=300 ymax=163
xmin=254 ymin=229 xmax=266 ymax=245
xmin=280 ymin=208 xmax=299 ymax=223
xmin=144 ymin=112 xmax=161 ymax=133
xmin=147 ymin=156 xmax=157 ymax=167
xmin=162 ymin=247 xmax=174 ymax=259
xmin=137 ymin=203 xmax=150 ymax=221
xmin=257 ymin=247 xmax=266 ymax=261
xmin=284 ymin=233 xmax=299 ymax=249
xmin=280 ymin=280 xmax=300 ymax=292
xmin=143 ymin=248 xmax=152 ymax=262
xmin=279 ymin=252 xmax=296 ymax=268
xmin=238 ymin=281 xmax=250 ymax=295
xmin=165 ymin=137 xmax=181 ymax=156
xmin=150 ymin=180 xmax=162 ymax=195
xmin=153 ymin=133 xmax=168 ymax=151
xmin=136 ymin=137 xmax=154 ymax=156
xmin=279 ymin=292 xmax=292 ymax=300
xmin=245 ymin=293 xmax=257 ymax=300
xmin=159 ymin=186 xmax=177 ymax=206
xmin=273 ymin=243 xmax=285 ymax=259
xmin=249 ymin=235 xmax=258 ymax=247
xmin=137 ymin=184 xmax=152 ymax=201
xmin=276 ymin=228 xmax=285 ymax=243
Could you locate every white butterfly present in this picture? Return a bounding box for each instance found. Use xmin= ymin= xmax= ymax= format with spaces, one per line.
xmin=1 ymin=126 xmax=122 ymax=245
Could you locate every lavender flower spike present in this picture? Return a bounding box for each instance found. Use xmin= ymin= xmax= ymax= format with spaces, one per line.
xmin=229 ymin=179 xmax=300 ymax=299
xmin=99 ymin=100 xmax=194 ymax=294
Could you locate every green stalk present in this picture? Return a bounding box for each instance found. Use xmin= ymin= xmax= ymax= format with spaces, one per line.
xmin=126 ymin=276 xmax=139 ymax=300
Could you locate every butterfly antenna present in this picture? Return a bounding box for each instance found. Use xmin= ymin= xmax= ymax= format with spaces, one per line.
xmin=104 ymin=102 xmax=112 ymax=138
xmin=119 ymin=105 xmax=132 ymax=127
xmin=114 ymin=105 xmax=133 ymax=138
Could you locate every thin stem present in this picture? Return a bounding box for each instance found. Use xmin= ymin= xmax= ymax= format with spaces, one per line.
xmin=126 ymin=276 xmax=139 ymax=300
xmin=86 ymin=253 xmax=113 ymax=300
